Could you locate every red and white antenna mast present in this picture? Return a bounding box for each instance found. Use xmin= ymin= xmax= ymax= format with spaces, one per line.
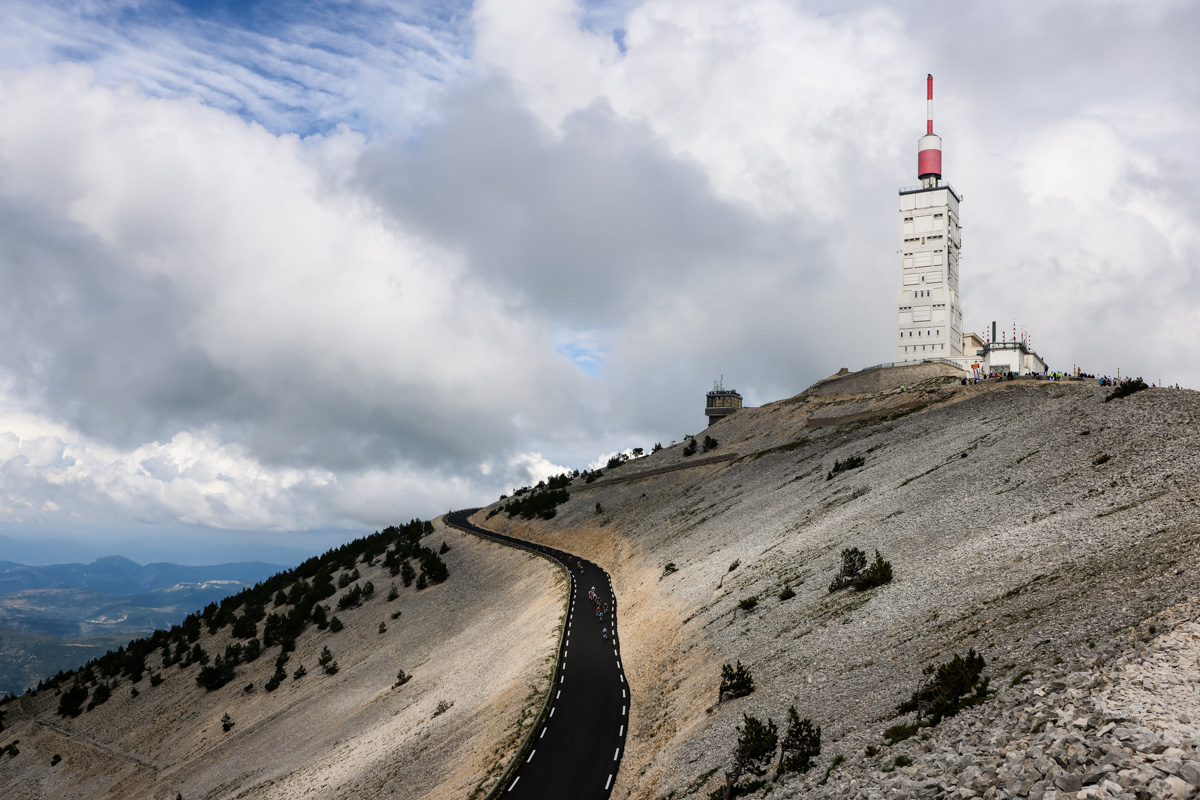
xmin=918 ymin=74 xmax=942 ymax=188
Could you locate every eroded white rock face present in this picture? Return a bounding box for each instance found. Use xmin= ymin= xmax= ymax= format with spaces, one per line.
xmin=770 ymin=599 xmax=1200 ymax=800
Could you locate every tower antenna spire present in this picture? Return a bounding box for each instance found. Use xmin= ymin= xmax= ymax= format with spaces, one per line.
xmin=927 ymin=73 xmax=934 ymax=135
xmin=917 ymin=74 xmax=942 ymax=188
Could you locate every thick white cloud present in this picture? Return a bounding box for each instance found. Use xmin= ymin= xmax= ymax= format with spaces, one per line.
xmin=0 ymin=0 xmax=1197 ymax=546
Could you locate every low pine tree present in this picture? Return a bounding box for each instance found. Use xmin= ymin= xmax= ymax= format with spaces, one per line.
xmin=723 ymin=714 xmax=778 ymax=800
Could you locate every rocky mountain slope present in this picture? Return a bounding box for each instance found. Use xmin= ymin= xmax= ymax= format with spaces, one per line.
xmin=475 ymin=373 xmax=1200 ymax=799
xmin=0 ymin=519 xmax=565 ymax=800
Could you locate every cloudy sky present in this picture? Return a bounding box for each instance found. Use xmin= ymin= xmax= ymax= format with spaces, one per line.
xmin=0 ymin=0 xmax=1196 ymax=563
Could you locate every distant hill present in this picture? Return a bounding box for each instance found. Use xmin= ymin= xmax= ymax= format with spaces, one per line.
xmin=0 ymin=556 xmax=286 ymax=694
xmin=0 ymin=555 xmax=286 ymax=595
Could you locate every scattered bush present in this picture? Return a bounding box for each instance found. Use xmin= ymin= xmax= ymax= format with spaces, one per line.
xmin=719 ymin=661 xmax=755 ymax=702
xmin=682 ymin=438 xmax=698 ymax=457
xmin=893 ymin=755 xmax=912 ymax=768
xmin=196 ymin=657 xmax=236 ymax=691
xmin=652 ymin=442 xmax=663 ymax=453
xmin=51 ymin=753 xmax=61 ymax=766
xmin=828 ymin=547 xmax=866 ymax=592
xmin=775 ymin=707 xmax=821 ymax=778
xmin=826 ymin=454 xmax=865 ymax=480
xmin=829 ymin=548 xmax=892 ymax=592
xmin=439 ymin=541 xmax=450 ymax=554
xmin=390 ymin=609 xmax=402 ymax=620
xmin=400 ymin=560 xmax=416 ymax=587
xmin=57 ymin=685 xmax=88 ymax=717
xmin=738 ymin=596 xmax=759 ymax=613
xmin=503 ymin=483 xmax=571 ymax=520
xmin=378 ymin=621 xmax=387 ymax=634
xmin=852 ymin=551 xmax=893 ymax=590
xmin=387 ymin=583 xmax=399 ymax=601
xmin=149 ymin=673 xmax=164 ymax=687
xmin=337 ymin=585 xmax=363 ymax=610
xmin=595 ymin=502 xmax=603 ymax=515
xmin=896 ymin=649 xmax=989 ymax=728
xmin=433 ymin=700 xmax=453 ymax=717
xmin=318 ymin=646 xmax=339 ymax=675
xmin=87 ymin=682 xmax=111 ymax=711
xmin=662 ymin=562 xmax=678 ymax=577
xmin=1105 ymin=377 xmax=1149 ymax=403
xmin=394 ymin=669 xmax=411 ymax=688
xmin=221 ymin=713 xmax=234 ymax=732
xmin=292 ymin=665 xmax=307 ymax=680
xmin=702 ymin=435 xmax=719 ymax=453
xmin=1093 ymin=453 xmax=1110 ymax=465
xmin=728 ymin=560 xmax=740 ymax=573
xmin=721 ymin=714 xmax=778 ymax=800
xmin=778 ymin=585 xmax=796 ymax=601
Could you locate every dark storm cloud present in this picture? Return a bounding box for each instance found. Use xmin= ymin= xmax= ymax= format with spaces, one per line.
xmin=358 ymin=80 xmax=819 ymax=327
xmin=0 ymin=193 xmax=238 ymax=447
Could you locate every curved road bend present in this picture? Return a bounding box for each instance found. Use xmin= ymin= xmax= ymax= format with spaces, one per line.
xmin=446 ymin=510 xmax=629 ymax=799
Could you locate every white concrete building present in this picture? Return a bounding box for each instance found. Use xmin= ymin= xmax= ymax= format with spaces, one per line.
xmin=894 ymin=75 xmax=964 ymax=364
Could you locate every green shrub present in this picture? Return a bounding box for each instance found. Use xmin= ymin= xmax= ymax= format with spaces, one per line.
xmin=778 ymin=585 xmax=796 ymax=601
xmin=57 ymin=685 xmax=88 ymax=717
xmin=503 ymin=487 xmax=570 ymax=520
xmin=896 ymin=649 xmax=989 ymax=726
xmin=652 ymin=442 xmax=663 ymax=453
xmin=292 ymin=665 xmax=307 ymax=680
xmin=378 ymin=621 xmax=387 ymax=634
xmin=884 ymin=722 xmax=919 ymax=744
xmin=893 ymin=755 xmax=912 ymax=768
xmin=416 ymin=574 xmax=428 ymax=590
xmin=329 ymin=616 xmax=344 ymax=632
xmin=775 ymin=706 xmax=820 ymax=778
xmin=702 ymin=435 xmax=719 ymax=453
xmin=1105 ymin=377 xmax=1148 ymax=402
xmin=683 ymin=438 xmax=698 ymax=457
xmin=196 ymin=657 xmax=236 ymax=691
xmin=51 ymin=753 xmax=61 ymax=766
xmin=852 ymin=551 xmax=893 ymax=590
xmin=221 ymin=713 xmax=234 ymax=732
xmin=662 ymin=562 xmax=677 ymax=577
xmin=738 ymin=596 xmax=759 ymax=613
xmin=828 ymin=547 xmax=866 ymax=592
xmin=721 ymin=714 xmax=777 ymax=800
xmin=1093 ymin=453 xmax=1110 ymax=465
xmin=439 ymin=541 xmax=450 ymax=554
xmin=387 ymin=584 xmax=399 ymax=601
xmin=719 ymin=661 xmax=755 ymax=702
xmin=394 ymin=669 xmax=411 ymax=688
xmin=728 ymin=560 xmax=740 ymax=573
xmin=826 ymin=455 xmax=865 ymax=480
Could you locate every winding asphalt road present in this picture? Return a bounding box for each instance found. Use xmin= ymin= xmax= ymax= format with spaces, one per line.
xmin=446 ymin=510 xmax=629 ymax=799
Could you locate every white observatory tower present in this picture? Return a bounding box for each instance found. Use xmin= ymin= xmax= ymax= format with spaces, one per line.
xmin=893 ymin=75 xmax=964 ymax=362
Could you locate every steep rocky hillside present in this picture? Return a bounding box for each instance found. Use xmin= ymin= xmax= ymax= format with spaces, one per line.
xmin=0 ymin=519 xmax=565 ymax=800
xmin=476 ymin=376 xmax=1200 ymax=799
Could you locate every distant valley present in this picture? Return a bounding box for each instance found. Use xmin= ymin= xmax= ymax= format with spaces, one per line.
xmin=0 ymin=556 xmax=285 ymax=695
